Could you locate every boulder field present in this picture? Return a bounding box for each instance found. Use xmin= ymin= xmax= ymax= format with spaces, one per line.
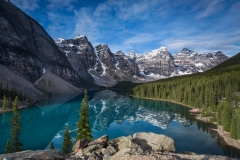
xmin=0 ymin=132 xmax=236 ymax=160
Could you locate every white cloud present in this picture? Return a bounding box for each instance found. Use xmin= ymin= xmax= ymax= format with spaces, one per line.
xmin=160 ymin=32 xmax=240 ymax=55
xmin=11 ymin=0 xmax=39 ymax=11
xmin=73 ymin=7 xmax=100 ymax=42
xmin=123 ymin=33 xmax=157 ymax=44
xmin=230 ymin=2 xmax=240 ymax=14
xmin=47 ymin=0 xmax=77 ymax=11
xmin=194 ymin=0 xmax=224 ymax=19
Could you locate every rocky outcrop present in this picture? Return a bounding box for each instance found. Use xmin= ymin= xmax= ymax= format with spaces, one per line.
xmin=56 ymin=37 xmax=139 ymax=87
xmin=135 ymin=46 xmax=177 ymax=79
xmin=0 ymin=133 xmax=236 ymax=160
xmin=71 ymin=133 xmax=176 ymax=159
xmin=0 ymin=149 xmax=65 ymax=160
xmin=173 ymin=48 xmax=229 ymax=75
xmin=56 ymin=36 xmax=97 ymax=82
xmin=69 ymin=132 xmax=235 ymax=160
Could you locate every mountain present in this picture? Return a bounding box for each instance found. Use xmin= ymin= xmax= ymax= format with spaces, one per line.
xmin=132 ymin=47 xmax=229 ymax=79
xmin=56 ymin=36 xmax=139 ymax=87
xmin=133 ymin=46 xmax=176 ymax=80
xmin=0 ymin=0 xmax=90 ymax=99
xmin=173 ymin=48 xmax=229 ymax=75
xmin=56 ymin=36 xmax=229 ymax=86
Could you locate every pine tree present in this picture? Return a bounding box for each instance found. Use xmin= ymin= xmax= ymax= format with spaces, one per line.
xmin=2 ymin=95 xmax=7 ymax=110
xmin=50 ymin=142 xmax=54 ymax=149
xmin=76 ymin=90 xmax=92 ymax=141
xmin=10 ymin=96 xmax=23 ymax=152
xmin=230 ymin=116 xmax=237 ymax=139
xmin=5 ymin=138 xmax=11 ymax=153
xmin=62 ymin=125 xmax=72 ymax=155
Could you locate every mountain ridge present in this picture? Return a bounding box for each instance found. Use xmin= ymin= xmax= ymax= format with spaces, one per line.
xmin=56 ymin=35 xmax=229 ymax=86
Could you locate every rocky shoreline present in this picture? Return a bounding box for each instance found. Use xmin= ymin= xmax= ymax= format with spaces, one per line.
xmin=129 ymin=95 xmax=240 ymax=150
xmin=0 ymin=132 xmax=237 ymax=160
xmin=194 ymin=114 xmax=240 ymax=150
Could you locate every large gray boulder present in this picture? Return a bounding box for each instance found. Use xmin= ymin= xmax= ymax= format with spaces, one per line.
xmin=0 ymin=149 xmax=64 ymax=160
xmin=130 ymin=132 xmax=176 ymax=152
xmin=72 ymin=138 xmax=90 ymax=153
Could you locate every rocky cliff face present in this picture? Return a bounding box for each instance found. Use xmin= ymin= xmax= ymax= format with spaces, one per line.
xmin=173 ymin=48 xmax=229 ymax=75
xmin=0 ymin=0 xmax=82 ymax=88
xmin=134 ymin=47 xmax=177 ymax=79
xmin=131 ymin=47 xmax=229 ymax=80
xmin=56 ymin=36 xmax=97 ymax=81
xmin=56 ymin=36 xmax=139 ymax=87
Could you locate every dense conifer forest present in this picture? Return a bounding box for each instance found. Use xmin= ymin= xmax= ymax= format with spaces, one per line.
xmin=129 ymin=52 xmax=240 ymax=139
xmin=0 ymin=83 xmax=32 ymax=111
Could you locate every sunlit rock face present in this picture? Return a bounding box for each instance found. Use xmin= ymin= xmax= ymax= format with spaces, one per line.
xmin=173 ymin=48 xmax=229 ymax=75
xmin=131 ymin=47 xmax=229 ymax=80
xmin=56 ymin=37 xmax=139 ymax=87
xmin=88 ymin=90 xmax=191 ymax=131
xmin=133 ymin=46 xmax=177 ymax=79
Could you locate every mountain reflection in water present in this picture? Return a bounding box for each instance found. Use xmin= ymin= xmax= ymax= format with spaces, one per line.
xmin=89 ymin=90 xmax=191 ymax=131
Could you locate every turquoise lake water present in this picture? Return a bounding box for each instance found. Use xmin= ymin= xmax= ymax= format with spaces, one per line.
xmin=0 ymin=90 xmax=240 ymax=158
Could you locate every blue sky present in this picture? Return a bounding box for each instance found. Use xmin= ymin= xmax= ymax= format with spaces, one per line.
xmin=11 ymin=0 xmax=240 ymax=56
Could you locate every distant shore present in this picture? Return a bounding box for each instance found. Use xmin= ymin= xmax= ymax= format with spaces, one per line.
xmin=0 ymin=100 xmax=37 ymax=113
xmin=129 ymin=94 xmax=240 ymax=150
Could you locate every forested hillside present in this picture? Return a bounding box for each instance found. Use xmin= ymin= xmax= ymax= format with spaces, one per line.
xmin=129 ymin=52 xmax=240 ymax=139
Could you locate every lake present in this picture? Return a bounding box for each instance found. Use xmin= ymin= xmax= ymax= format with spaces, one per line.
xmin=0 ymin=90 xmax=240 ymax=158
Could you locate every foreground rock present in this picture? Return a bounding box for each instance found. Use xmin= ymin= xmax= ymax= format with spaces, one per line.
xmin=0 ymin=133 xmax=237 ymax=160
xmin=0 ymin=149 xmax=64 ymax=160
xmin=70 ymin=132 xmax=236 ymax=160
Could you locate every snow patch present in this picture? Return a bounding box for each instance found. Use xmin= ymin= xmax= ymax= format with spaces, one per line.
xmin=195 ymin=62 xmax=204 ymax=67
xmin=148 ymin=73 xmax=166 ymax=79
xmin=64 ymin=50 xmax=70 ymax=56
xmin=88 ymin=69 xmax=99 ymax=79
xmin=139 ymin=70 xmax=146 ymax=76
xmin=73 ymin=35 xmax=84 ymax=39
xmin=95 ymin=51 xmax=107 ymax=76
xmin=177 ymin=68 xmax=191 ymax=75
xmin=114 ymin=61 xmax=120 ymax=69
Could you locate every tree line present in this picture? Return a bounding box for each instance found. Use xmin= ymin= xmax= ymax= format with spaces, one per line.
xmin=0 ymin=83 xmax=34 ymax=111
xmin=129 ymin=64 xmax=240 ymax=139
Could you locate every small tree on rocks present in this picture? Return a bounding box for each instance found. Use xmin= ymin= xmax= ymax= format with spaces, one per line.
xmin=76 ymin=90 xmax=92 ymax=141
xmin=62 ymin=125 xmax=72 ymax=155
xmin=5 ymin=138 xmax=11 ymax=153
xmin=50 ymin=142 xmax=54 ymax=149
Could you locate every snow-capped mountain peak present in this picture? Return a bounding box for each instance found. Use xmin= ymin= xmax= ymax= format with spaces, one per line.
xmin=159 ymin=46 xmax=168 ymax=51
xmin=73 ymin=34 xmax=85 ymax=39
xmin=55 ymin=35 xmax=229 ymax=86
xmin=115 ymin=50 xmax=125 ymax=56
xmin=55 ymin=38 xmax=64 ymax=44
xmin=177 ymin=48 xmax=198 ymax=56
